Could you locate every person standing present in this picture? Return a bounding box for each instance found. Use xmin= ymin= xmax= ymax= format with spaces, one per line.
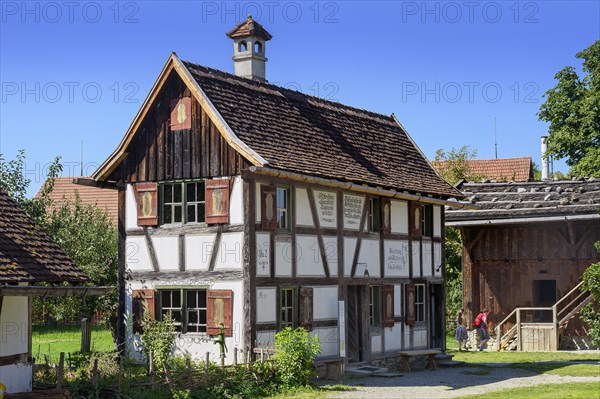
xmin=455 ymin=308 xmax=468 ymax=351
xmin=474 ymin=309 xmax=490 ymax=351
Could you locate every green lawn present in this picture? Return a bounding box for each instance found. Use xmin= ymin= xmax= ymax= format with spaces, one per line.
xmin=32 ymin=324 xmax=115 ymax=362
xmin=457 ymin=382 xmax=600 ymax=399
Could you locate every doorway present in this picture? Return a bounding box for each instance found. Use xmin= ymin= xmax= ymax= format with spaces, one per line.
xmin=346 ymin=285 xmax=367 ymax=363
xmin=430 ymin=283 xmax=444 ymax=349
xmin=532 ymin=279 xmax=556 ymax=322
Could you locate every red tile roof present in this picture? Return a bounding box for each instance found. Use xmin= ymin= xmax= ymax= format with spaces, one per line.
xmin=42 ymin=177 xmax=118 ymax=225
xmin=0 ymin=189 xmax=87 ymax=283
xmin=432 ymin=157 xmax=533 ymax=182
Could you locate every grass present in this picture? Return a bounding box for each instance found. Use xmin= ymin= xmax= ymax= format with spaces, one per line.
xmin=268 ymin=385 xmax=352 ymax=399
xmin=456 ymin=382 xmax=600 ymax=399
xmin=507 ymin=362 xmax=600 ymax=377
xmin=32 ymin=324 xmax=115 ymax=362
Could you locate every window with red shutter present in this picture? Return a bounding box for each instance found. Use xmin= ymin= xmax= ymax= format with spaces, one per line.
xmin=261 ymin=185 xmax=277 ymax=230
xmin=298 ymin=287 xmax=313 ymax=331
xmin=382 ymin=285 xmax=394 ymax=328
xmin=405 ymin=284 xmax=416 ymax=326
xmin=205 ymin=178 xmax=230 ymax=224
xmin=135 ymin=182 xmax=158 ymax=226
xmin=206 ymin=289 xmax=233 ymax=336
xmin=132 ymin=289 xmax=155 ymax=334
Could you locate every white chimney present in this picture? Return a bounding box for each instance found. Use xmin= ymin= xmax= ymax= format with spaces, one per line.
xmin=541 ymin=136 xmax=550 ymax=180
xmin=226 ymin=15 xmax=272 ymax=82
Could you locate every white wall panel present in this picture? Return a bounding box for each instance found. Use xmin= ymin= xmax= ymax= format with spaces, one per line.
xmin=413 ymin=327 xmax=428 ymax=349
xmin=434 ymin=242 xmax=443 ymax=277
xmin=256 ymin=233 xmax=270 ymax=277
xmin=433 ymin=206 xmax=442 ymax=237
xmin=412 ymin=241 xmax=421 ymax=278
xmin=185 ymin=234 xmax=216 ymax=270
xmin=229 ymin=176 xmax=243 ymax=225
xmin=357 ymin=239 xmax=380 ymax=278
xmin=313 ymin=286 xmax=338 ymax=320
xmin=323 ymin=236 xmax=338 ymax=277
xmin=384 ymin=324 xmax=402 ymax=351
xmin=384 ymin=240 xmax=409 ymax=277
xmin=371 ymin=335 xmax=382 ymax=353
xmin=126 ymin=236 xmax=151 ymax=271
xmin=343 ymin=237 xmax=357 ymax=277
xmin=313 ymin=327 xmax=339 ymax=357
xmin=256 ymin=288 xmax=277 ymax=324
xmin=153 ymin=236 xmax=179 ymax=270
xmin=255 ymin=183 xmax=262 ymax=223
xmin=422 ymin=238 xmax=433 ymax=277
xmin=275 ymin=240 xmax=293 ymax=277
xmin=391 ymin=200 xmax=408 ymax=234
xmin=394 ymin=285 xmax=402 ymax=317
xmin=313 ymin=190 xmax=337 ymax=228
xmin=295 ymin=188 xmax=313 ymax=227
xmin=215 ymin=232 xmax=244 ymax=269
xmin=296 ymin=235 xmax=324 ymax=277
xmin=125 ymin=184 xmax=138 ymax=230
xmin=343 ymin=194 xmax=364 ymax=230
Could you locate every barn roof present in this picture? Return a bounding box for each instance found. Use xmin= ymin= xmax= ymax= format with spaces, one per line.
xmin=39 ymin=177 xmax=118 ymax=225
xmin=446 ymin=178 xmax=600 ymax=225
xmin=0 ymin=189 xmax=87 ymax=284
xmin=93 ymin=54 xmax=462 ymax=200
xmin=431 ymin=157 xmax=533 ymax=182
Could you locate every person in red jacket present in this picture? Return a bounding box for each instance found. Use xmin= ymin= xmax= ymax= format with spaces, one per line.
xmin=474 ymin=309 xmax=490 ymax=351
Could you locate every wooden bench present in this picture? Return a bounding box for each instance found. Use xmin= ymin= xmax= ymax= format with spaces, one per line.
xmin=398 ymin=349 xmax=440 ymax=372
xmin=315 ymin=356 xmax=347 ymax=380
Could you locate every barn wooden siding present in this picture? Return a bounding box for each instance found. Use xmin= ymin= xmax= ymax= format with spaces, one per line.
xmin=461 ymin=220 xmax=600 ymax=334
xmin=112 ymin=72 xmax=249 ymax=183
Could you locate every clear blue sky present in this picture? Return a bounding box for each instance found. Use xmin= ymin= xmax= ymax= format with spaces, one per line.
xmin=1 ymin=1 xmax=598 ymax=196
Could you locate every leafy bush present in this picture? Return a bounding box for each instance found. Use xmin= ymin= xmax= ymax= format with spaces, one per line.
xmin=580 ymin=241 xmax=600 ymax=349
xmin=140 ymin=314 xmax=176 ymax=370
xmin=273 ymin=327 xmax=321 ymax=388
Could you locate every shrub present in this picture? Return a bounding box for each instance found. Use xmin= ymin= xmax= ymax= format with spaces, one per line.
xmin=581 ymin=241 xmax=600 ymax=349
xmin=140 ymin=314 xmax=176 ymax=370
xmin=273 ymin=327 xmax=321 ymax=388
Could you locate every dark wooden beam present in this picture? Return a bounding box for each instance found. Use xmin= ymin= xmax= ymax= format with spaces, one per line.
xmin=0 ymin=352 xmax=29 ymax=366
xmin=306 ymin=188 xmax=330 ymax=278
xmin=144 ymin=227 xmax=160 ymax=272
xmin=117 ymin=185 xmax=127 ymax=358
xmin=0 ymin=286 xmax=113 ymax=297
xmin=350 ymin=197 xmax=370 ymax=278
xmin=73 ymin=177 xmax=119 ymax=189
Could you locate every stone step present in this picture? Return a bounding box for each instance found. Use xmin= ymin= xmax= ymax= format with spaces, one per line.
xmin=346 ymin=365 xmax=389 ymax=376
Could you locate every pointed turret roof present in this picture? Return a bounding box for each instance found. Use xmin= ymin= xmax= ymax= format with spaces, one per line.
xmin=226 ymin=15 xmax=272 ymax=40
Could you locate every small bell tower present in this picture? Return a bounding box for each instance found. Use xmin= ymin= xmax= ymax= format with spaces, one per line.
xmin=226 ymin=15 xmax=273 ymax=81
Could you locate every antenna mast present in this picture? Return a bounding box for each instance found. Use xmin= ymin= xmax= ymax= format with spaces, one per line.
xmin=80 ymin=140 xmax=84 ymax=176
xmin=494 ymin=117 xmax=498 ymax=159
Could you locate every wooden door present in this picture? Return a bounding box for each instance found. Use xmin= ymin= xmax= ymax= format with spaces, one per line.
xmin=346 ymin=286 xmax=366 ymax=363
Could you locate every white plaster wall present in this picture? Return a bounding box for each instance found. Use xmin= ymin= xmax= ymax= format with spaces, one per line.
xmin=296 ymin=235 xmax=324 ymax=277
xmin=343 ymin=237 xmax=357 ymax=277
xmin=343 ymin=194 xmax=364 ymax=230
xmin=153 ymin=236 xmax=179 ymax=270
xmin=433 ymin=206 xmax=442 ymax=237
xmin=214 ymin=232 xmax=244 ymax=269
xmin=256 ymin=233 xmax=270 ymax=277
xmin=403 ymin=327 xmax=411 ymax=349
xmin=295 ymin=188 xmax=313 ymax=227
xmin=312 ymin=286 xmax=338 ymax=320
xmin=371 ymin=334 xmax=382 ymax=353
xmin=255 ymin=182 xmax=262 ymax=223
xmin=384 ymin=324 xmax=402 ymax=351
xmin=313 ymin=190 xmax=337 ymax=228
xmin=413 ymin=327 xmax=428 ymax=349
xmin=383 ymin=240 xmax=409 ymax=277
xmin=229 ymin=176 xmax=244 ymax=225
xmin=0 ymin=295 xmax=31 ymax=393
xmin=256 ymin=287 xmax=277 ymax=324
xmin=422 ymin=238 xmax=433 ymax=277
xmin=185 ymin=234 xmax=217 ymax=270
xmin=313 ymin=327 xmax=339 ymax=357
xmin=275 ymin=240 xmax=293 ymax=277
xmin=126 ymin=236 xmax=152 ymax=271
xmin=126 ymin=183 xmax=138 ymax=230
xmin=256 ymin=330 xmax=276 ymax=348
xmin=434 ymin=242 xmax=443 ymax=277
xmin=394 ymin=285 xmax=402 ymax=317
xmin=391 ymin=200 xmax=409 ymax=234
xmin=357 ymin=239 xmax=380 ymax=278
xmin=412 ymin=241 xmax=421 ymax=278
xmin=322 ymin=236 xmax=338 ymax=277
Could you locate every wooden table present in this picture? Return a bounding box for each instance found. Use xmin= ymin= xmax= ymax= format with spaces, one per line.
xmin=398 ymin=349 xmax=441 ymax=372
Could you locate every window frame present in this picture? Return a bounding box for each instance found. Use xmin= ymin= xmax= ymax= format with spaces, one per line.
xmin=369 ymin=285 xmax=382 ymax=328
xmin=415 ymin=284 xmax=426 ymax=323
xmin=159 ymin=180 xmax=206 ymax=226
xmin=157 ymin=288 xmax=208 ymax=334
xmin=279 ymin=286 xmax=297 ymax=329
xmin=422 ymin=204 xmax=433 ymax=237
xmin=369 ymin=197 xmax=381 ymax=232
xmin=276 ymin=186 xmax=291 ymax=231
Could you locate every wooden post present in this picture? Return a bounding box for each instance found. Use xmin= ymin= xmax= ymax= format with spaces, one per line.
xmin=92 ymin=359 xmax=99 ymax=389
xmin=552 ymin=304 xmax=558 ymax=350
xmin=56 ymin=352 xmax=65 ymax=389
xmin=205 ymin=352 xmax=210 ymax=373
xmin=186 ymin=357 xmax=192 ymax=384
xmin=495 ymin=325 xmax=501 ymax=351
xmin=233 ymin=347 xmax=238 ymax=366
xmin=516 ymin=309 xmax=522 ymax=351
xmin=80 ymin=317 xmax=92 ymax=353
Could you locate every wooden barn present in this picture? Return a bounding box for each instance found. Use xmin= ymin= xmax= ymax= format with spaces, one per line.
xmin=0 ymin=189 xmax=88 ymax=393
xmin=86 ymin=17 xmax=468 ymax=367
xmin=446 ymin=178 xmax=600 ymax=350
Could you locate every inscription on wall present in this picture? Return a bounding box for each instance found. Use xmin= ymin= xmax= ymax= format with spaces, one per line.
xmin=315 ymin=191 xmax=337 ymax=229
xmin=256 ymin=233 xmax=270 ymax=277
xmin=384 ymin=240 xmax=409 ymax=277
xmin=343 ymin=195 xmax=364 ymax=230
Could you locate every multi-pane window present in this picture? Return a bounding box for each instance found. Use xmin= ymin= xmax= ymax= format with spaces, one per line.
xmin=415 ymin=284 xmax=425 ymax=322
xmin=280 ymin=287 xmax=296 ymax=328
xmin=422 ymin=204 xmax=433 ymax=237
xmin=276 ymin=187 xmax=289 ymax=229
xmin=369 ymin=285 xmax=381 ymax=327
xmin=369 ymin=198 xmax=380 ymax=232
xmin=159 ymin=289 xmax=207 ymax=333
xmin=161 ymin=181 xmax=206 ymax=225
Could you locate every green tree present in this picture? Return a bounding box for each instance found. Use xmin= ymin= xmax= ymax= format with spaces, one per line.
xmin=273 ymin=327 xmax=321 ymax=388
xmin=580 ymin=241 xmax=600 ymax=349
xmin=434 ymin=146 xmax=479 ymax=185
xmin=538 ymin=40 xmax=600 ymax=177
xmin=444 ymin=226 xmax=463 ymax=321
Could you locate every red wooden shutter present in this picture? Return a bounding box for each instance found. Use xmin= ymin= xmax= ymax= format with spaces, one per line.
xmin=132 ymin=289 xmax=155 ymax=334
xmin=206 ymin=289 xmax=233 ymax=336
xmin=170 ymin=97 xmax=192 ymax=130
xmin=205 ymin=178 xmax=230 ymax=224
xmin=261 ymin=185 xmax=277 ymax=230
xmin=381 ymin=198 xmax=391 ymax=235
xmin=405 ymin=284 xmax=416 ymax=326
xmin=298 ymin=287 xmax=314 ymax=331
xmin=410 ymin=202 xmax=423 ymax=238
xmin=135 ymin=183 xmax=158 ymax=226
xmin=382 ymin=285 xmax=394 ymax=328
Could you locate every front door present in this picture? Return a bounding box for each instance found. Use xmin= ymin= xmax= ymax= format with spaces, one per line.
xmin=346 ymin=285 xmax=367 ymax=363
xmin=430 ymin=283 xmax=444 ymax=348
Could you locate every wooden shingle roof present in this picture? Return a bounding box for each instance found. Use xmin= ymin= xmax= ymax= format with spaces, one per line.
xmin=0 ymin=189 xmax=87 ymax=283
xmin=226 ymin=15 xmax=272 ymax=40
xmin=432 ymin=157 xmax=533 ymax=182
xmin=183 ymin=60 xmax=461 ymax=199
xmin=446 ymin=178 xmax=600 ymax=224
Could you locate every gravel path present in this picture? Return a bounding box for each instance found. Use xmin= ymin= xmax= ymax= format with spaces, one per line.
xmin=325 ymin=364 xmax=600 ymax=399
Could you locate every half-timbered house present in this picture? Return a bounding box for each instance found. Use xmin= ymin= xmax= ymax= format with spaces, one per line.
xmin=88 ymin=17 xmax=466 ymax=365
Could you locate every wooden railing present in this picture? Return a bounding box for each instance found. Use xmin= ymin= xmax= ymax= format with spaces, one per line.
xmin=494 ymin=281 xmax=591 ymax=351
